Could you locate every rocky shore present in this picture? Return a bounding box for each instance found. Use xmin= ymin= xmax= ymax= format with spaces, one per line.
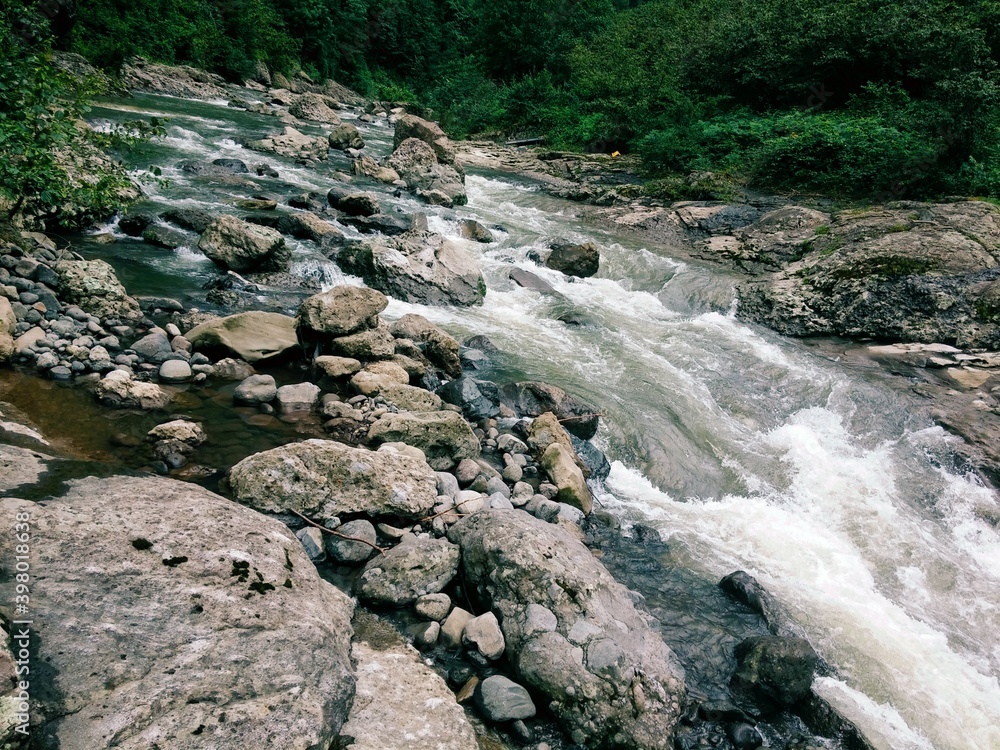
xmin=0 ymin=59 xmax=928 ymax=750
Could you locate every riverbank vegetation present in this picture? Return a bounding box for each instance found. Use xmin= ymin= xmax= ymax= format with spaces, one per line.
xmin=11 ymin=0 xmax=1000 ymax=200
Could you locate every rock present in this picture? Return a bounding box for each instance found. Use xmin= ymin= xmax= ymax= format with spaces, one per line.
xmin=236 ymin=198 xmax=277 ymax=211
xmin=441 ymin=606 xmax=473 ymax=647
xmin=228 ymin=438 xmax=438 ymax=519
xmin=245 ymin=126 xmax=330 ymax=160
xmin=94 ymin=369 xmax=171 ymax=410
xmin=388 ymin=139 xmax=467 ymax=206
xmin=142 ymin=224 xmax=189 ymax=249
xmin=459 ymin=219 xmax=494 ymax=243
xmin=358 ymin=535 xmax=461 ymax=606
xmin=339 ymin=213 xmax=413 ymax=236
xmin=326 ymin=519 xmax=378 ymax=563
xmin=198 ymin=215 xmax=289 ymax=272
xmin=278 ymin=211 xmax=343 ymax=241
xmin=477 ymin=676 xmax=536 ymax=722
xmin=329 ymin=122 xmax=365 ymax=150
xmin=539 ymin=443 xmax=592 ymax=514
xmin=338 ymin=232 xmax=485 ymax=307
xmin=464 ymin=611 xmax=506 ymax=659
xmin=186 ymin=311 xmax=300 ymax=363
xmin=296 ymin=285 xmax=387 ymax=341
xmin=0 ymin=477 xmax=356 ymax=748
xmin=275 ymin=382 xmax=321 ymax=413
xmin=289 ymin=92 xmax=341 ymax=123
xmin=731 ymin=636 xmax=821 ymax=712
xmin=131 ymin=330 xmax=172 ymax=360
xmin=234 ymin=374 xmax=278 ymax=404
xmin=379 ymin=383 xmax=444 ymax=413
xmin=328 ymin=187 xmax=380 ymax=217
xmin=0 ymin=444 xmax=50 ymax=493
xmin=118 ymin=213 xmax=154 ymax=236
xmin=393 ymin=115 xmax=456 ymax=165
xmin=368 ymin=410 xmax=480 ymax=470
xmin=570 ymin=434 xmax=611 ymax=482
xmin=415 ymin=593 xmax=452 ymax=621
xmin=296 ymin=526 xmax=326 ymax=562
xmin=148 ymin=419 xmax=206 ymax=446
xmin=439 ymin=376 xmax=502 ymax=420
xmin=448 ymin=511 xmax=686 ymax=749
xmin=315 ymin=355 xmax=363 ymax=379
xmin=160 ymin=207 xmax=215 ymax=233
xmin=212 ymin=357 xmax=256 ymax=380
xmin=545 ymin=241 xmax=600 ymax=278
xmin=502 ymin=382 xmax=599 ymax=440
xmin=158 ymin=358 xmax=192 ymax=383
xmin=389 ymin=313 xmax=462 ymax=377
xmin=121 ymin=58 xmax=230 ymax=99
xmin=340 ymin=637 xmax=477 ymax=750
xmin=56 ymin=259 xmax=141 ymax=320
xmin=0 ymin=298 xmax=14 ymax=361
xmin=352 ymin=155 xmax=401 ymax=184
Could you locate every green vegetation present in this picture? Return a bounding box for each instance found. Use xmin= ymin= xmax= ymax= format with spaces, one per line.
xmin=12 ymin=0 xmax=1000 ymax=200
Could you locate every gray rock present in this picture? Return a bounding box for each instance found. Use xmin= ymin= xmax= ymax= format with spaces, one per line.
xmin=358 ymin=536 xmax=461 ymax=605
xmin=94 ymin=369 xmax=171 ymax=410
xmin=234 ymin=374 xmax=277 ymax=404
xmin=228 ymin=438 xmax=438 ymax=519
xmin=389 ymin=313 xmax=462 ymax=377
xmin=436 ymin=471 xmax=460 ymax=500
xmin=441 ymin=606 xmax=473 ymax=647
xmin=158 ymin=359 xmax=192 ymax=383
xmin=296 ymin=526 xmax=326 ymax=562
xmin=477 ymin=676 xmax=536 ymax=722
xmin=328 ymin=188 xmax=381 ymax=217
xmin=463 ymin=611 xmax=505 ymax=659
xmin=0 ymin=476 xmax=356 ymax=749
xmin=330 ymin=322 xmax=396 ymax=360
xmin=199 ymin=215 xmax=289 ymax=272
xmin=732 ymin=636 xmax=821 ymax=712
xmin=275 ymin=382 xmax=321 ymax=413
xmin=326 ymin=519 xmax=378 ymax=563
xmin=415 ymin=593 xmax=452 ymax=622
xmin=55 ymin=259 xmax=141 ymax=320
xmin=130 ymin=331 xmax=173 ymax=361
xmin=328 ymin=123 xmax=365 ymax=151
xmin=448 ymin=511 xmax=686 ymax=749
xmin=245 ymin=126 xmax=329 ymax=160
xmin=296 ymin=285 xmax=387 ymax=339
xmin=212 ymin=357 xmax=256 ymax=380
xmin=148 ymin=420 xmax=206 ymax=446
xmin=545 ymin=241 xmax=601 ymax=278
xmin=368 ymin=410 xmax=481 ymax=471
xmin=0 ymin=444 xmax=50 ymax=493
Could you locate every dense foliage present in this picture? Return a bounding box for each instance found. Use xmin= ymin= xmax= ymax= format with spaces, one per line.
xmin=55 ymin=0 xmax=1000 ymax=197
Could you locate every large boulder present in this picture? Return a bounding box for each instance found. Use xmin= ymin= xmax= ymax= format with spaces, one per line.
xmin=545 ymin=241 xmax=601 ymax=278
xmin=388 ymin=313 xmax=462 ymax=377
xmin=288 ymin=92 xmax=341 ymax=124
xmin=357 ymin=535 xmax=461 ymax=605
xmin=55 ymin=259 xmax=141 ymax=320
xmin=731 ymin=636 xmax=822 ymax=713
xmin=501 ymin=382 xmax=599 ymax=440
xmin=387 ymin=138 xmax=467 ymax=207
xmin=198 ymin=215 xmax=289 ymax=272
xmin=328 ymin=123 xmax=365 ymax=151
xmin=0 ymin=477 xmax=356 ymax=749
xmin=296 ymin=286 xmax=388 ymax=344
xmin=539 ymin=442 xmax=593 ymax=514
xmin=367 ymin=410 xmax=480 ymax=470
xmin=94 ymin=369 xmax=171 ymax=410
xmin=340 ymin=634 xmax=477 ymax=750
xmin=228 ymin=438 xmax=439 ymax=519
xmin=393 ymin=114 xmax=457 ymax=166
xmin=186 ymin=311 xmax=300 ymax=363
xmin=245 ymin=126 xmax=329 ymax=161
xmin=352 ymin=155 xmax=401 ymax=184
xmin=0 ymin=298 xmax=15 ymax=362
xmin=448 ymin=511 xmax=686 ymax=749
xmin=338 ymin=233 xmax=485 ymax=307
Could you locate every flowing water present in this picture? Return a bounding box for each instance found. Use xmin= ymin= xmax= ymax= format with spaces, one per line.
xmin=54 ymin=93 xmax=1000 ymax=749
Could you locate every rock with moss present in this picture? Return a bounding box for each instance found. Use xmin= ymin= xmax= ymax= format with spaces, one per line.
xmin=55 ymin=259 xmax=141 ymax=320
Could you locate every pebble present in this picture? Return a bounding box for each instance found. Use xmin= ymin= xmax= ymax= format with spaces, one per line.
xmin=295 ymin=527 xmax=326 ymax=562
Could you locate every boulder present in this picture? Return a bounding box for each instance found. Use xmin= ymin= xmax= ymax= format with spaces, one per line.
xmin=147 ymin=420 xmax=206 ymax=446
xmin=278 ymin=211 xmax=343 ymax=241
xmin=330 ymin=322 xmax=396 ymax=360
xmin=459 ymin=219 xmax=494 ymax=243
xmin=337 ymin=233 xmax=485 ymax=307
xmin=477 ymin=676 xmax=536 ymax=722
xmin=463 ymin=611 xmax=506 ymax=660
xmin=198 ymin=215 xmax=289 ymax=273
xmin=0 ymin=444 xmax=50 ymax=493
xmin=357 ymin=535 xmax=461 ymax=605
xmin=352 ymin=155 xmax=401 ymax=184
xmin=212 ymin=357 xmax=256 ymax=380
xmin=367 ymin=411 xmax=481 ymax=470
xmin=275 ymin=382 xmax=321 ymax=413
xmin=289 ymin=92 xmax=341 ymax=123
xmin=731 ymin=636 xmax=821 ymax=712
xmin=160 ymin=206 xmax=216 ymax=233
xmin=55 ymin=259 xmax=141 ymax=320
xmin=296 ymin=285 xmax=388 ymax=342
xmin=438 ymin=377 xmax=502 ymax=421
xmin=546 ymin=241 xmax=601 ymax=278
xmin=340 ymin=635 xmax=477 ymax=750
xmin=339 ymin=213 xmax=414 ymax=236
xmin=234 ymin=374 xmax=278 ymax=404
xmin=228 ymin=438 xmax=438 ymax=519
xmin=502 ymin=381 xmax=599 ymax=440
xmin=393 ymin=114 xmax=455 ymax=165
xmin=327 ymin=188 xmax=381 ymax=217
xmin=415 ymin=593 xmax=452 ymax=622
xmin=186 ymin=311 xmax=300 ymax=363
xmin=329 ymin=122 xmax=365 ymax=151
xmin=94 ymin=369 xmax=171 ymax=410
xmin=245 ymin=126 xmax=329 ymax=161
xmin=315 ymin=355 xmax=362 ymax=379
xmin=158 ymin=358 xmax=192 ymax=383
xmin=326 ymin=519 xmax=378 ymax=563
xmin=0 ymin=477 xmax=356 ymax=749
xmin=540 ymin=442 xmax=593 ymax=514
xmin=0 ymin=298 xmax=14 ymax=361
xmin=378 ymin=383 xmax=443 ymax=413
xmin=448 ymin=511 xmax=686 ymax=749
xmin=387 ymin=138 xmax=467 ymax=206
xmin=388 ymin=313 xmax=462 ymax=377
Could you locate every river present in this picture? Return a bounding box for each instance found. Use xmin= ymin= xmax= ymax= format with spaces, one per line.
xmin=64 ymin=93 xmax=1000 ymax=750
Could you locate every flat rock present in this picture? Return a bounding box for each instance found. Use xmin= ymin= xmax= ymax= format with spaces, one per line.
xmin=367 ymin=410 xmax=480 ymax=471
xmin=186 ymin=311 xmax=300 ymax=363
xmin=0 ymin=444 xmax=50 ymax=492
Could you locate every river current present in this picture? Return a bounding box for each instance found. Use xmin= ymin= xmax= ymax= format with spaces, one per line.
xmin=65 ymin=93 xmax=1000 ymax=750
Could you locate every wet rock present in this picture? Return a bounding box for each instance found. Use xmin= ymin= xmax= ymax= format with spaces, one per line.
xmin=464 ymin=611 xmax=505 ymax=659
xmin=368 ymin=410 xmax=480 ymax=470
xmin=160 ymin=207 xmax=215 ymax=234
xmin=326 ymin=519 xmax=378 ymax=563
xmin=141 ymin=224 xmax=191 ymax=250
xmin=288 ymin=92 xmax=341 ymax=124
xmin=55 ymin=259 xmax=141 ymax=320
xmin=198 ymin=215 xmax=289 ymax=273
xmin=158 ymin=358 xmax=192 ymax=383
xmin=275 ymin=382 xmax=321 ymax=413
xmin=330 ymin=322 xmax=396 ymax=360
xmin=277 ymin=211 xmax=343 ymax=241
xmin=448 ymin=510 xmax=686 ymax=749
xmin=570 ymin=434 xmax=611 ymax=482
xmin=459 ymin=219 xmax=494 ymax=243
xmin=94 ymin=369 xmax=171 ymax=410
xmin=296 ymin=285 xmax=387 ymax=342
xmin=228 ymin=438 xmax=438 ymax=519
xmin=234 ymin=374 xmax=278 ymax=404
xmin=393 ymin=114 xmax=457 ymax=165
xmin=0 ymin=476 xmax=356 ymax=749
xmin=338 ymin=213 xmax=413 ymax=236
xmin=329 ymin=122 xmax=365 ymax=150
xmin=358 ymin=535 xmax=461 ymax=606
xmin=439 ymin=376 xmax=502 ymax=420
xmin=236 ymin=198 xmax=277 ymax=211
xmin=389 ymin=313 xmax=462 ymax=377
xmin=118 ymin=213 xmax=154 ymax=236
xmin=731 ymin=636 xmax=821 ymax=712
xmin=340 ymin=637 xmax=477 ymax=750
xmin=315 ymin=355 xmax=363 ymax=379
xmin=245 ymin=126 xmax=329 ymax=161
xmin=545 ymin=241 xmax=601 ymax=278
xmin=328 ymin=187 xmax=380 ymax=217
xmin=719 ymin=571 xmax=781 ymax=633
xmin=389 ymin=138 xmax=467 ymax=207
xmin=501 ymin=381 xmax=599 ymax=440
xmin=211 ymin=357 xmax=256 ymax=380
xmin=186 ymin=311 xmax=300 ymax=363
xmin=352 ymin=155 xmax=401 ymax=184
xmin=477 ymin=676 xmax=536 ymax=722
xmin=338 ymin=232 xmax=485 ymax=307
xmin=147 ymin=419 xmax=206 ymax=446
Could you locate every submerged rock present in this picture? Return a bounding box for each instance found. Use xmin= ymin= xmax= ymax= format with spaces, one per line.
xmin=0 ymin=476 xmax=356 ymax=748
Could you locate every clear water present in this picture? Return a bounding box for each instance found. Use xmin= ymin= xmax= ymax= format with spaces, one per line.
xmin=66 ymin=93 xmax=1000 ymax=750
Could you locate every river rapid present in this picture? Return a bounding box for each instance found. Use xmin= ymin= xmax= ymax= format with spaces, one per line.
xmin=58 ymin=93 xmax=1000 ymax=750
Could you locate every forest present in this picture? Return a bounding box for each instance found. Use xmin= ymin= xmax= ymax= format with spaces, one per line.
xmin=8 ymin=0 xmax=1000 ymax=198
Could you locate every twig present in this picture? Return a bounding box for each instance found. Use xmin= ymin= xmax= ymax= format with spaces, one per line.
xmin=291 ymin=509 xmax=386 ymax=554
xmin=557 ymin=412 xmax=603 ymax=423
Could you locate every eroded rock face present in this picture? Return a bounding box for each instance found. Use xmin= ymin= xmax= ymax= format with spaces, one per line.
xmin=228 ymin=438 xmax=438 ymax=519
xmin=736 ymin=201 xmax=1000 ymax=348
xmin=55 ymin=259 xmax=141 ymax=320
xmin=186 ymin=311 xmax=300 ymax=364
xmin=337 ymin=232 xmax=485 ymax=307
xmin=198 ymin=215 xmax=289 ymax=273
xmin=0 ymin=476 xmax=356 ymax=749
xmin=448 ymin=510 xmax=686 ymax=749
